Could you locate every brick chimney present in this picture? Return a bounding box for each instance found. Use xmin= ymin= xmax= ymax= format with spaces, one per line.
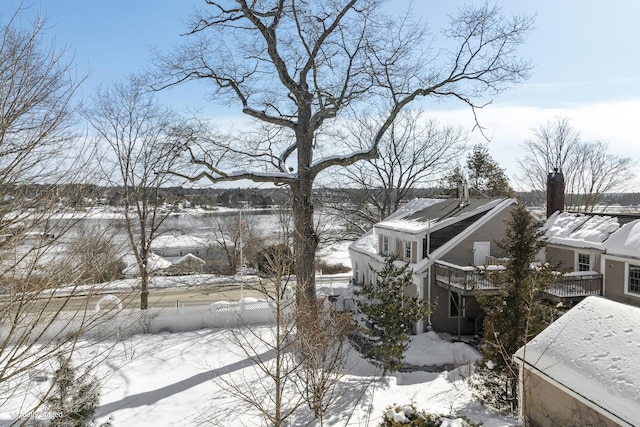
xmin=546 ymin=169 xmax=565 ymax=218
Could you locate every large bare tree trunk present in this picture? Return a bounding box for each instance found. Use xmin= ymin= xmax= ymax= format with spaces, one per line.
xmin=291 ymin=181 xmax=318 ymax=309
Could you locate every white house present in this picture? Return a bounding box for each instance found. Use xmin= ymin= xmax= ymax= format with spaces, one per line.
xmin=349 ymin=197 xmax=518 ymax=335
xmin=150 ymin=234 xmax=208 ymax=260
xmin=121 ymin=253 xmax=173 ymax=278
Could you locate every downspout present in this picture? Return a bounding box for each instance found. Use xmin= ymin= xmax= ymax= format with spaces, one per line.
xmin=426 ymin=220 xmax=432 ymax=331
xmin=600 ymin=252 xmax=606 ymax=297
xmin=516 ymin=357 xmax=525 ymax=424
xmin=457 ymin=292 xmax=462 ymax=342
xmin=416 ymin=275 xmax=424 ymax=334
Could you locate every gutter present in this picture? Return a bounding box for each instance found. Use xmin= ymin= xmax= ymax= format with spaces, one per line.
xmin=513 ymin=354 xmax=634 ymax=427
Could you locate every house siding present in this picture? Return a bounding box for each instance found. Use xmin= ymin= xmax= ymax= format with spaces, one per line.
xmin=428 ymin=285 xmax=483 ymax=335
xmin=440 ymin=208 xmax=513 ymax=266
xmin=604 ymin=258 xmax=640 ymax=306
xmin=545 ymin=246 xmax=576 ymax=272
xmin=522 ymin=368 xmax=620 ymax=427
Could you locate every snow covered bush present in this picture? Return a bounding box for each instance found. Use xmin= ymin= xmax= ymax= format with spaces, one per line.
xmin=380 ymin=403 xmax=479 ymax=427
xmin=355 ymin=257 xmax=431 ymax=374
xmin=44 ymin=354 xmax=111 ymax=427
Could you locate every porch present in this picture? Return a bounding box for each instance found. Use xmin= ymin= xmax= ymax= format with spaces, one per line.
xmin=434 ymin=260 xmax=503 ymax=296
xmin=541 ymin=272 xmax=603 ymax=303
xmin=434 ymin=261 xmax=603 ymax=302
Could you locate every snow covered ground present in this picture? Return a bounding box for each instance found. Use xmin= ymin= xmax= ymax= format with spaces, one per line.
xmin=87 ymin=330 xmax=514 ymax=426
xmin=0 ymin=217 xmax=517 ymax=426
xmin=0 ymin=329 xmax=514 ymax=426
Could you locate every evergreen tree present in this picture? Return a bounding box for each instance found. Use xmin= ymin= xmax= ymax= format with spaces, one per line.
xmin=475 ymin=201 xmax=554 ymax=412
xmin=355 ymin=257 xmax=431 ymax=374
xmin=441 ymin=144 xmax=512 ymax=197
xmin=45 ymin=355 xmax=110 ymax=427
xmin=467 ymin=144 xmax=512 ymax=197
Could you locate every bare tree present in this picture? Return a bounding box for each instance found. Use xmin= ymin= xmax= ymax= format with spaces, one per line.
xmin=293 ymin=303 xmax=353 ymax=424
xmin=327 ymin=110 xmax=466 ymax=236
xmin=87 ymin=78 xmax=187 ymax=309
xmin=0 ymin=6 xmax=126 ymax=420
xmin=214 ymin=227 xmax=304 ymax=427
xmin=156 ymin=1 xmax=532 ymax=308
xmin=206 ymin=212 xmax=262 ymax=274
xmin=516 ymin=117 xmax=635 ymax=211
xmin=568 ymin=141 xmax=635 ymax=212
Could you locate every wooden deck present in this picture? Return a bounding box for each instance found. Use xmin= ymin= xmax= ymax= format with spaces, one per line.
xmin=434 ymin=261 xmax=503 ymax=296
xmin=434 ymin=261 xmax=602 ymax=301
xmin=542 ymin=272 xmax=602 ymax=302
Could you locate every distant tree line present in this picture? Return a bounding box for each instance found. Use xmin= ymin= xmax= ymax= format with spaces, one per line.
xmin=7 ymin=183 xmax=640 ymax=212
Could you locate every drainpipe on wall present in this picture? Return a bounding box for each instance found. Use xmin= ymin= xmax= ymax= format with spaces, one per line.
xmin=416 ymin=273 xmax=424 ymax=334
xmin=427 ymin=263 xmax=432 ymax=331
xmin=426 ymin=221 xmax=433 ymax=331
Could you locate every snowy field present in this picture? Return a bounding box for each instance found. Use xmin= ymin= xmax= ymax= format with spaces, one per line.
xmin=0 ymin=329 xmax=514 ymax=426
xmin=86 ymin=329 xmax=513 ymax=426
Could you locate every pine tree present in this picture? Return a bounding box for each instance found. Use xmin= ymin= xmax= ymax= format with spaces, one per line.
xmin=45 ymin=355 xmax=109 ymax=427
xmin=355 ymin=257 xmax=431 ymax=374
xmin=475 ymin=201 xmax=554 ymax=412
xmin=466 ymin=144 xmax=512 ymax=197
xmin=441 ymin=144 xmax=512 ymax=197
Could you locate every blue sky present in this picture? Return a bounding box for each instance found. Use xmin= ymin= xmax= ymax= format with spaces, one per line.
xmin=3 ymin=1 xmax=640 ymax=191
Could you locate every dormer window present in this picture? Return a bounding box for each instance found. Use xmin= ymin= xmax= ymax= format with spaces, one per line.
xmin=382 ymin=235 xmax=389 ymax=255
xmin=404 ymin=240 xmax=412 ymax=261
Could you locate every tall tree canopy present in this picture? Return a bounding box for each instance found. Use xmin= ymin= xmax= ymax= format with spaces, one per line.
xmin=328 ymin=110 xmax=466 ymax=236
xmin=444 ymin=143 xmax=512 ymax=197
xmin=156 ymin=0 xmax=533 ymax=307
xmin=516 ymin=117 xmax=635 ymax=212
xmin=476 ymin=201 xmax=554 ymax=411
xmin=87 ymin=78 xmax=186 ymax=309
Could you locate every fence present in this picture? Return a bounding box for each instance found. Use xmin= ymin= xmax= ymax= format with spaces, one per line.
xmin=0 ymin=297 xmax=279 ymax=344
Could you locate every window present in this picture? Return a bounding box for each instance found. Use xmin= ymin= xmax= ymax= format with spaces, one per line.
xmin=382 ymin=235 xmax=389 ymax=255
xmin=404 ymin=241 xmax=412 ymax=261
xmin=629 ymin=264 xmax=640 ymax=294
xmin=449 ymin=291 xmax=465 ymax=317
xmin=577 ymin=253 xmax=590 ymax=272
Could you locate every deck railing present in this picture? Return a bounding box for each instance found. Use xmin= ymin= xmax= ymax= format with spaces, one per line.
xmin=434 ymin=261 xmax=501 ymax=292
xmin=434 ymin=261 xmax=603 ymax=299
xmin=543 ymin=273 xmax=602 ymax=298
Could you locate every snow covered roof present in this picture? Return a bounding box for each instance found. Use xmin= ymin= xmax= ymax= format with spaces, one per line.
xmin=174 ymin=253 xmax=206 ymax=265
xmin=349 ymin=230 xmax=377 ymax=256
xmin=543 ymin=211 xmax=620 ymax=249
xmin=514 ymin=297 xmax=640 ymax=425
xmin=121 ymin=253 xmax=173 ymax=276
xmin=601 ymin=219 xmax=640 ymax=259
xmin=151 ymin=235 xmax=208 ymax=251
xmin=543 ymin=212 xmax=640 ymax=258
xmin=377 ymin=197 xmax=509 ymax=233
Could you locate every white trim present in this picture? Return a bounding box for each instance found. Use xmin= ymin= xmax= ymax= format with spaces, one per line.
xmin=382 ymin=234 xmax=389 ymax=256
xmin=602 ymin=254 xmax=640 ymax=299
xmin=415 ymin=198 xmax=518 ymax=274
xmin=448 ymin=291 xmax=466 ymax=318
xmin=404 ymin=240 xmax=412 ymax=261
xmin=575 ymin=251 xmax=592 ymax=272
xmin=624 ymin=262 xmax=640 ymax=297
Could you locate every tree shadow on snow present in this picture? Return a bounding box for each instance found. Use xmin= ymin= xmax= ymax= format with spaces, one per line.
xmin=95 ymin=349 xmax=275 ymax=419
